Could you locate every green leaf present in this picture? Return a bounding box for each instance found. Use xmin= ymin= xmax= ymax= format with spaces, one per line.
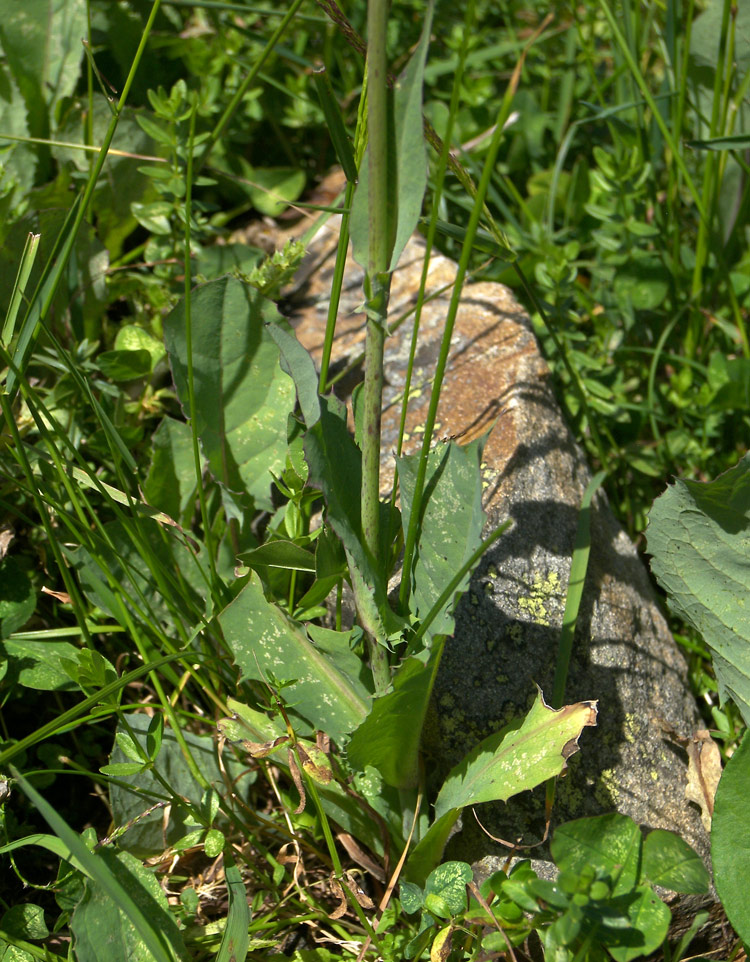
xmin=347 ymin=638 xmax=445 ymax=788
xmin=164 ymin=277 xmax=295 ymax=511
xmin=551 ymin=814 xmax=642 ymax=897
xmin=238 ymin=540 xmax=316 ymax=572
xmin=100 ymin=761 xmax=147 ymax=777
xmin=221 ymin=700 xmax=401 ymax=855
xmin=144 ymin=416 xmax=199 ymax=527
xmin=434 ymin=691 xmax=597 ymax=821
xmin=424 ymin=861 xmax=472 ymax=916
xmin=218 ymin=573 xmax=369 ymax=742
xmin=266 ymin=322 xmax=321 ymax=428
xmin=216 ymin=856 xmax=250 ymax=962
xmin=303 ymin=398 xmax=392 ymax=630
xmin=97 ymin=349 xmax=152 ymax=381
xmin=605 ymin=886 xmax=671 ymax=962
xmin=195 ymin=243 xmax=265 ymax=280
xmin=243 ymin=166 xmax=306 ymax=217
xmin=114 ymin=325 xmax=166 ymax=368
xmin=0 ymin=639 xmax=78 ymax=691
xmin=70 ymin=848 xmax=186 ymax=962
xmin=0 ymin=556 xmax=36 ymax=638
xmin=642 ymin=829 xmax=709 ymax=894
xmin=712 ymin=728 xmax=750 ymax=943
xmin=67 ymin=519 xmax=209 ymax=633
xmin=350 ymin=0 xmax=434 ymax=270
xmin=0 ymin=904 xmax=48 ymax=941
xmin=646 ymin=454 xmax=750 ymax=724
xmin=0 ymin=0 xmax=85 ymax=127
xmin=399 ymin=881 xmax=424 ymax=914
xmin=398 ymin=439 xmax=486 ymax=640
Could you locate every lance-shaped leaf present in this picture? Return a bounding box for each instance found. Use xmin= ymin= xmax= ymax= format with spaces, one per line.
xmin=646 ymin=453 xmax=750 ymax=725
xmin=164 ymin=276 xmax=295 ymax=511
xmin=218 ymin=574 xmax=369 ymax=743
xmin=406 ymin=691 xmax=597 ymax=883
xmin=398 ymin=438 xmax=486 ymax=640
xmin=304 ymin=398 xmax=398 ymax=638
xmin=347 ymin=636 xmax=445 ymax=789
xmin=350 ymin=0 xmax=434 ymax=271
xmin=434 ymin=690 xmax=597 ymax=819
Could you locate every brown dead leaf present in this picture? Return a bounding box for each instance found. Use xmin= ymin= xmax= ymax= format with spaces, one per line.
xmin=685 ymin=729 xmax=722 ymax=831
xmin=241 ymin=735 xmax=289 ymax=758
xmin=329 ymin=875 xmax=349 ymax=919
xmin=288 ymin=748 xmax=306 ymax=815
xmin=657 ymin=720 xmax=723 ymax=832
xmin=41 ymin=586 xmax=72 ymax=604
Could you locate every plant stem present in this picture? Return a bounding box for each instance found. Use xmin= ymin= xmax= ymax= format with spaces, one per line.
xmin=359 ymin=0 xmax=393 ymax=693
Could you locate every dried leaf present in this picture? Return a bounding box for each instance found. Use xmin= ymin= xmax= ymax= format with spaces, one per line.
xmin=288 ymin=748 xmax=306 ymax=815
xmin=329 ymin=876 xmax=349 ymax=919
xmin=242 ymin=735 xmax=289 ymax=758
xmin=685 ymin=729 xmax=722 ymax=831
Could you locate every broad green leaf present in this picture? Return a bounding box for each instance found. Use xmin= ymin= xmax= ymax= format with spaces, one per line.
xmin=238 ymin=540 xmax=316 ymax=572
xmin=218 ymin=573 xmax=369 ymax=742
xmin=144 ymin=417 xmax=199 ymax=528
xmin=114 ymin=325 xmax=166 ymax=369
xmin=350 ymin=0 xmax=434 ymax=270
xmin=404 ymin=810 xmax=463 ymax=886
xmin=195 ymin=243 xmax=265 ymax=280
xmin=347 ymin=637 xmax=445 ymax=789
xmin=713 ymin=728 xmax=750 ymax=943
xmin=642 ymin=829 xmax=709 ymax=894
xmin=97 ymin=349 xmax=152 ymax=381
xmin=70 ymin=849 xmax=185 ymax=962
xmin=646 ymin=454 xmax=750 ymax=724
xmin=0 ymin=640 xmax=78 ymax=691
xmin=398 ymin=439 xmax=486 ymax=639
xmin=0 ymin=904 xmax=47 ymax=941
xmin=434 ymin=692 xmax=597 ymax=823
xmin=0 ymin=66 xmax=36 ymax=224
xmin=551 ymin=814 xmax=641 ymax=897
xmin=163 ymin=277 xmax=295 ymax=511
xmin=108 ymin=715 xmax=251 ymax=857
xmin=606 ymin=886 xmax=671 ymax=962
xmin=424 ymin=861 xmax=472 ymax=916
xmin=0 ymin=0 xmax=85 ymax=129
xmin=243 ymin=165 xmax=306 ymax=217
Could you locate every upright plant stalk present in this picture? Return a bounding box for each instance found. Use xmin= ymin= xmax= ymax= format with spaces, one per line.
xmin=360 ymin=0 xmax=393 ymax=693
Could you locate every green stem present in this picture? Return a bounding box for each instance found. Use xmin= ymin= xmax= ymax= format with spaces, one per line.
xmin=359 ymin=0 xmax=393 ymax=693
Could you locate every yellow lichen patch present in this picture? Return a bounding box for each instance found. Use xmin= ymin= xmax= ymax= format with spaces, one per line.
xmin=517 ymin=571 xmax=562 ymax=626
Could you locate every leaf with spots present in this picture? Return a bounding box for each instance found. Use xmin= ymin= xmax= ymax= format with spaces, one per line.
xmin=218 ymin=574 xmax=369 ymax=742
xmin=406 ymin=691 xmax=597 ymax=883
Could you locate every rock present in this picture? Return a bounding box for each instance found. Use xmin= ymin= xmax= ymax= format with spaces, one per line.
xmin=286 ymin=205 xmax=710 ymax=868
